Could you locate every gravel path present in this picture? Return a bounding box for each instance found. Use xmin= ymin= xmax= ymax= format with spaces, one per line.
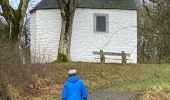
xmin=89 ymin=89 xmax=140 ymax=100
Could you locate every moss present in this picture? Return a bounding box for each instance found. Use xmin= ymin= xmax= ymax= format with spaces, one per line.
xmin=2 ymin=1 xmax=23 ymax=42
xmin=10 ymin=21 xmax=20 ymax=42
xmin=56 ymin=52 xmax=69 ymax=63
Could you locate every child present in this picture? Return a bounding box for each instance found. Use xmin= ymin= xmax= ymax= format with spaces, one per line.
xmin=61 ymin=68 xmax=88 ymax=100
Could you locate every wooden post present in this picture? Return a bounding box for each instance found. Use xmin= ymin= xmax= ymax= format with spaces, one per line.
xmin=100 ymin=50 xmax=105 ymax=64
xmin=121 ymin=51 xmax=126 ymax=64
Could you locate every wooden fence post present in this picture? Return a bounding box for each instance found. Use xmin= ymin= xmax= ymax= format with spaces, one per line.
xmin=121 ymin=51 xmax=126 ymax=64
xmin=100 ymin=50 xmax=105 ymax=64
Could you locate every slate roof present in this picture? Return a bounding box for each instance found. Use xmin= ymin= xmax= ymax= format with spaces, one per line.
xmin=31 ymin=0 xmax=137 ymax=13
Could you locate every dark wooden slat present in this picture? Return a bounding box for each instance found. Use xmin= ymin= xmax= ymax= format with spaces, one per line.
xmin=95 ymin=58 xmax=130 ymax=60
xmin=93 ymin=51 xmax=130 ymax=57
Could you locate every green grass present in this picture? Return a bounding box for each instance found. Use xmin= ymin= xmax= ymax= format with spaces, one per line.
xmin=112 ymin=77 xmax=170 ymax=90
xmin=108 ymin=64 xmax=170 ymax=91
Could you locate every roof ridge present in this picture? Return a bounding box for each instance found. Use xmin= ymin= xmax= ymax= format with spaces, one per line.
xmin=31 ymin=0 xmax=137 ymax=13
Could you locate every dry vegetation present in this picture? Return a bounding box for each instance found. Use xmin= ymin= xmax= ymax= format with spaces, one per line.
xmin=0 ymin=42 xmax=170 ymax=100
xmin=138 ymin=0 xmax=170 ymax=64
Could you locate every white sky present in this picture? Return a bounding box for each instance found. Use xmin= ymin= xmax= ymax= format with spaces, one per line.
xmin=9 ymin=0 xmax=41 ymax=10
xmin=9 ymin=0 xmax=20 ymax=9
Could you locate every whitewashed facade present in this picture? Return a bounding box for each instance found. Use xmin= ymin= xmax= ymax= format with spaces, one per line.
xmin=30 ymin=8 xmax=137 ymax=63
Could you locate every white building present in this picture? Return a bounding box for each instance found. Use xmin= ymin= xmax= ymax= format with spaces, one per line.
xmin=30 ymin=0 xmax=137 ymax=63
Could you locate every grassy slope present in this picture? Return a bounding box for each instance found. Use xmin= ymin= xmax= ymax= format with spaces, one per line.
xmin=57 ymin=63 xmax=170 ymax=90
xmin=1 ymin=62 xmax=170 ymax=100
xmin=51 ymin=63 xmax=170 ymax=100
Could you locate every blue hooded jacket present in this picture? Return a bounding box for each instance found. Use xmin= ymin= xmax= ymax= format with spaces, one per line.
xmin=61 ymin=75 xmax=88 ymax=100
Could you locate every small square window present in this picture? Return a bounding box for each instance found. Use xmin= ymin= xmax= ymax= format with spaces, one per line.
xmin=94 ymin=13 xmax=109 ymax=33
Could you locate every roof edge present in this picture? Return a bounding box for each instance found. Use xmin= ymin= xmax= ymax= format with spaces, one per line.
xmin=30 ymin=7 xmax=137 ymax=13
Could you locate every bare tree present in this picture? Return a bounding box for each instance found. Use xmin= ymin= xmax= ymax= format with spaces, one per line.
xmin=57 ymin=0 xmax=77 ymax=62
xmin=138 ymin=0 xmax=170 ymax=63
xmin=0 ymin=0 xmax=29 ymax=42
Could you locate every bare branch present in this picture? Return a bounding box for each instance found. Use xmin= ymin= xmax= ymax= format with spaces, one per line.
xmin=1 ymin=0 xmax=15 ymax=21
xmin=0 ymin=12 xmax=4 ymax=17
xmin=2 ymin=0 xmax=15 ymax=12
xmin=17 ymin=0 xmax=29 ymax=12
xmin=69 ymin=0 xmax=77 ymax=11
xmin=18 ymin=0 xmax=30 ymax=35
xmin=57 ymin=0 xmax=68 ymax=17
xmin=57 ymin=0 xmax=67 ymax=10
xmin=142 ymin=0 xmax=153 ymax=19
xmin=0 ymin=0 xmax=2 ymax=4
xmin=149 ymin=0 xmax=157 ymax=3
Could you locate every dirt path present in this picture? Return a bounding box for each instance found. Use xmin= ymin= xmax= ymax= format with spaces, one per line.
xmin=89 ymin=89 xmax=140 ymax=100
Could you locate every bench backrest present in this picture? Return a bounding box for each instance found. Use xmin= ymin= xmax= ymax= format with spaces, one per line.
xmin=93 ymin=51 xmax=130 ymax=57
xmin=93 ymin=50 xmax=130 ymax=64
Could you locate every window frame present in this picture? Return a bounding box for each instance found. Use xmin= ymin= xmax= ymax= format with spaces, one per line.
xmin=93 ymin=13 xmax=109 ymax=33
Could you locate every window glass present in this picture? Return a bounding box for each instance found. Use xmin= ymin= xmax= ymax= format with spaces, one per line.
xmin=96 ymin=16 xmax=106 ymax=32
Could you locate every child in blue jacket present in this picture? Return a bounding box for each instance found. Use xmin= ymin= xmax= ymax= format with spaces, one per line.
xmin=61 ymin=69 xmax=88 ymax=100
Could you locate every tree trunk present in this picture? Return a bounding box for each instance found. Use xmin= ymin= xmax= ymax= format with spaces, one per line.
xmin=57 ymin=0 xmax=77 ymax=62
xmin=57 ymin=12 xmax=75 ymax=62
xmin=57 ymin=17 xmax=68 ymax=62
xmin=66 ymin=11 xmax=75 ymax=60
xmin=10 ymin=21 xmax=20 ymax=41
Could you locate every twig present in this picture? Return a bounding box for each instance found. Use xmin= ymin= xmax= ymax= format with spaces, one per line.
xmin=0 ymin=12 xmax=4 ymax=17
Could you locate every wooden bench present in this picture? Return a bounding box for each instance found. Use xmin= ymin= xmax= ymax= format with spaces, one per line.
xmin=93 ymin=50 xmax=130 ymax=64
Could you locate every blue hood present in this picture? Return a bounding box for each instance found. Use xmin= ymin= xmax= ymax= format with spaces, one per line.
xmin=67 ymin=76 xmax=79 ymax=83
xmin=62 ymin=76 xmax=88 ymax=100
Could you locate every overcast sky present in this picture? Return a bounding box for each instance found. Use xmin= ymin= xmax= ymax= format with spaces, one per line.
xmin=9 ymin=0 xmax=20 ymax=9
xmin=9 ymin=0 xmax=41 ymax=10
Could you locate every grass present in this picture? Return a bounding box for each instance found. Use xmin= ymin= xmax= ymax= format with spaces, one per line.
xmin=37 ymin=63 xmax=169 ymax=100
xmin=110 ymin=64 xmax=170 ymax=91
xmin=112 ymin=78 xmax=170 ymax=90
xmin=54 ymin=63 xmax=170 ymax=100
xmin=1 ymin=60 xmax=170 ymax=99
